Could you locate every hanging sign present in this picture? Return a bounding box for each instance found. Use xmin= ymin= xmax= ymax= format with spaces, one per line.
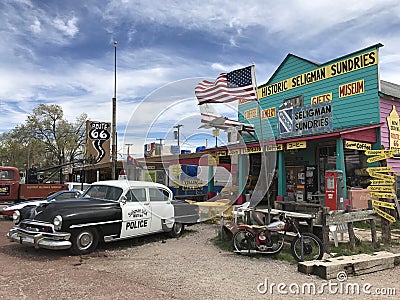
xmin=286 ymin=141 xmax=306 ymax=150
xmin=371 ymin=199 xmax=396 ymax=209
xmin=345 ymin=140 xmax=372 ymax=151
xmin=266 ymin=144 xmax=283 ymax=151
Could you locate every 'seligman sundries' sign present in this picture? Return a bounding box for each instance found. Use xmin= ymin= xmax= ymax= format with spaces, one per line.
xmin=278 ymin=102 xmax=332 ymax=138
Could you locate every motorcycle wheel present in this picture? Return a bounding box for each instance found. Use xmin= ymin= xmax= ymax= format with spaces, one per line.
xmin=290 ymin=232 xmax=324 ymax=262
xmin=232 ymin=229 xmax=255 ymax=255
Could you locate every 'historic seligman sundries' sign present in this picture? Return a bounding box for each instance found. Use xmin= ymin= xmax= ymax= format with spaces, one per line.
xmin=278 ymin=102 xmax=332 ymax=138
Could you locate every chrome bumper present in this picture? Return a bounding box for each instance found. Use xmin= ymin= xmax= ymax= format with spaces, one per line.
xmin=7 ymin=227 xmax=72 ymax=250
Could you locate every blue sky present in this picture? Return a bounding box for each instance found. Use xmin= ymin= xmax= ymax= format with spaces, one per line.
xmin=1 ymin=0 xmax=400 ymax=157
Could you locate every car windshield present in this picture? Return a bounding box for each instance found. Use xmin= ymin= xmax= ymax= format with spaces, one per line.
xmin=82 ymin=185 xmax=123 ymax=201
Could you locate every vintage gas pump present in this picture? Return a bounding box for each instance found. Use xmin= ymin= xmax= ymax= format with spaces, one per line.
xmin=325 ymin=170 xmax=344 ymax=210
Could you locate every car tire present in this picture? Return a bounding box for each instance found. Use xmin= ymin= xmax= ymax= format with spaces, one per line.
xmin=168 ymin=222 xmax=184 ymax=238
xmin=70 ymin=227 xmax=99 ymax=255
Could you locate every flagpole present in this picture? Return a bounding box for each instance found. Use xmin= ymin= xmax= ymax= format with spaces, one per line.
xmin=251 ymin=64 xmax=271 ymax=224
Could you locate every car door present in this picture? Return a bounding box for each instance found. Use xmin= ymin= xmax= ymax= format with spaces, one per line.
xmin=148 ymin=187 xmax=174 ymax=233
xmin=120 ymin=187 xmax=151 ymax=238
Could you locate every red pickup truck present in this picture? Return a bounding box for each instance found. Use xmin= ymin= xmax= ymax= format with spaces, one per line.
xmin=0 ymin=166 xmax=68 ymax=205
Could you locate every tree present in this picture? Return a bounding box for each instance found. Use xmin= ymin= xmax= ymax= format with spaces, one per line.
xmin=0 ymin=104 xmax=87 ymax=182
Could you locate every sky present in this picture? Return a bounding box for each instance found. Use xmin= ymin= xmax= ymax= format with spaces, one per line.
xmin=1 ymin=0 xmax=400 ymax=158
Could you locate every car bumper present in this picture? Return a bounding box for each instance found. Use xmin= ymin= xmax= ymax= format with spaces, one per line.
xmin=7 ymin=227 xmax=72 ymax=250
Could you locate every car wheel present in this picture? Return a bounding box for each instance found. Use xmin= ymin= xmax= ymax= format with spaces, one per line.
xmin=70 ymin=228 xmax=99 ymax=255
xmin=168 ymin=222 xmax=184 ymax=238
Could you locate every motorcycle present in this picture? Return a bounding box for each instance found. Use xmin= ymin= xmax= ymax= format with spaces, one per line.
xmin=232 ymin=208 xmax=324 ymax=262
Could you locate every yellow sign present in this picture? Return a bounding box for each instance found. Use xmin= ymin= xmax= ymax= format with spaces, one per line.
xmin=339 ymin=79 xmax=364 ymax=98
xmin=370 ymin=192 xmax=396 ymax=199
xmin=371 ymin=200 xmax=396 ymax=209
xmin=368 ymin=171 xmax=395 ymax=181
xmin=367 ymin=166 xmax=393 ymax=173
xmin=386 ymin=105 xmax=400 ymax=154
xmin=373 ymin=206 xmax=396 ymax=223
xmin=215 ymin=150 xmax=227 ymax=156
xmin=370 ymin=179 xmax=394 ymax=185
xmin=286 ymin=141 xmax=306 ymax=150
xmin=345 ymin=140 xmax=372 ymax=151
xmin=311 ymin=92 xmax=332 ymax=105
xmin=266 ymin=144 xmax=283 ymax=152
xmin=367 ymin=153 xmax=394 ymax=163
xmin=365 ymin=150 xmax=395 ymax=156
xmin=367 ymin=186 xmax=394 ymax=193
xmin=242 ymin=146 xmax=262 ymax=154
xmin=261 ymin=107 xmax=276 ymax=119
xmin=207 ymin=155 xmax=218 ymax=166
xmin=244 ymin=108 xmax=258 ymax=120
xmin=258 ymin=49 xmax=378 ymax=98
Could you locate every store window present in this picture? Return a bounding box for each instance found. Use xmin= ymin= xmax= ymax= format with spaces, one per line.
xmin=318 ymin=145 xmax=336 ymax=193
xmin=345 ymin=149 xmax=365 ymax=188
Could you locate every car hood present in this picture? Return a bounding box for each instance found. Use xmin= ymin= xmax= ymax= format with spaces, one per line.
xmin=30 ymin=198 xmax=121 ymax=222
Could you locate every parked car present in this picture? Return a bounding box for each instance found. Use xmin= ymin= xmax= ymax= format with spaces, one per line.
xmin=7 ymin=180 xmax=199 ymax=255
xmin=2 ymin=189 xmax=82 ymax=216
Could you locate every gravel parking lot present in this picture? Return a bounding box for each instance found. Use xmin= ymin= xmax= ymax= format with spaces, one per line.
xmin=0 ymin=218 xmax=399 ymax=300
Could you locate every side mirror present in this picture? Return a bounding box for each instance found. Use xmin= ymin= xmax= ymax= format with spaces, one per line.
xmin=119 ymin=195 xmax=127 ymax=205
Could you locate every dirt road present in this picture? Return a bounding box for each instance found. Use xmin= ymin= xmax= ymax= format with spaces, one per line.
xmin=0 ymin=219 xmax=399 ymax=300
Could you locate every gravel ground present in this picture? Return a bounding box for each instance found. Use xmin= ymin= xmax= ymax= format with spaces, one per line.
xmin=0 ymin=219 xmax=399 ymax=300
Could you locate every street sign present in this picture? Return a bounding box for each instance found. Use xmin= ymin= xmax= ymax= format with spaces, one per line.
xmin=370 ymin=179 xmax=395 ymax=185
xmin=365 ymin=150 xmax=395 ymax=156
xmin=371 ymin=199 xmax=396 ymax=209
xmin=367 ymin=153 xmax=394 ymax=163
xmin=367 ymin=166 xmax=393 ymax=173
xmin=370 ymin=192 xmax=396 ymax=199
xmin=367 ymin=186 xmax=395 ymax=193
xmin=373 ymin=205 xmax=396 ymax=223
xmin=368 ymin=171 xmax=394 ymax=180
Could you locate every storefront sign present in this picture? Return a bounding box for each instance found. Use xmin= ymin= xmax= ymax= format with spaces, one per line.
xmin=365 ymin=150 xmax=395 ymax=156
xmin=339 ymin=79 xmax=364 ymax=98
xmin=345 ymin=140 xmax=372 ymax=151
xmin=311 ymin=92 xmax=332 ymax=105
xmin=215 ymin=150 xmax=227 ymax=156
xmin=261 ymin=107 xmax=276 ymax=119
xmin=371 ymin=199 xmax=396 ymax=209
xmin=259 ymin=50 xmax=378 ymax=98
xmin=286 ymin=141 xmax=306 ymax=150
xmin=266 ymin=144 xmax=283 ymax=151
xmin=386 ymin=105 xmax=400 ymax=154
xmin=278 ymin=102 xmax=332 ymax=138
xmin=244 ymin=108 xmax=258 ymax=120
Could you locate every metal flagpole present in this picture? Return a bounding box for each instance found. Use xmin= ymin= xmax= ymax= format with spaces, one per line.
xmin=251 ymin=64 xmax=271 ymax=224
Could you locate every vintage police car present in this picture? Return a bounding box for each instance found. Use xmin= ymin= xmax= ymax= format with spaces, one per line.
xmin=7 ymin=180 xmax=199 ymax=255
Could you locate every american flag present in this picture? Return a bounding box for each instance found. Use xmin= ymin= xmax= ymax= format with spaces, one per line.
xmin=195 ymin=66 xmax=257 ymax=105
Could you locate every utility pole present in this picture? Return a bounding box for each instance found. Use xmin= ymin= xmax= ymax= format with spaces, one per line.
xmin=111 ymin=41 xmax=117 ymax=180
xmin=156 ymin=138 xmax=164 ymax=156
xmin=173 ymin=124 xmax=183 ymax=146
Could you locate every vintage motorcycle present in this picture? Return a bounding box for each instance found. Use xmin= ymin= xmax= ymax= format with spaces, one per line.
xmin=232 ymin=209 xmax=324 ymax=262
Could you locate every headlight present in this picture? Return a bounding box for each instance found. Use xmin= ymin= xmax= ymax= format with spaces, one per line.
xmin=12 ymin=210 xmax=20 ymax=224
xmin=53 ymin=215 xmax=63 ymax=230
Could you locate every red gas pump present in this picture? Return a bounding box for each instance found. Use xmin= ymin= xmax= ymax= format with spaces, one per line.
xmin=325 ymin=170 xmax=344 ymax=210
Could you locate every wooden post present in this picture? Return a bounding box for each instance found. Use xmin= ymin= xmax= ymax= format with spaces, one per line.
xmin=368 ymin=200 xmax=378 ymax=249
xmin=346 ymin=205 xmax=356 ymax=252
xmin=322 ymin=207 xmax=330 ymax=254
xmin=381 ymin=216 xmax=391 ymax=244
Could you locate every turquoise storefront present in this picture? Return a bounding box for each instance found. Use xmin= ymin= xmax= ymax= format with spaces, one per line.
xmin=231 ymin=43 xmax=396 ymax=207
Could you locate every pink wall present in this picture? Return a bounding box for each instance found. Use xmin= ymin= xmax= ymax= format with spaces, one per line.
xmin=380 ymin=98 xmax=400 ymax=173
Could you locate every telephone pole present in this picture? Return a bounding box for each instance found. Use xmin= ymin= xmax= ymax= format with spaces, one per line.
xmin=111 ymin=41 xmax=118 ymax=180
xmin=173 ymin=124 xmax=183 ymax=146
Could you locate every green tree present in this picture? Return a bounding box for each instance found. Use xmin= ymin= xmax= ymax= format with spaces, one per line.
xmin=0 ymin=104 xmax=87 ymax=182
